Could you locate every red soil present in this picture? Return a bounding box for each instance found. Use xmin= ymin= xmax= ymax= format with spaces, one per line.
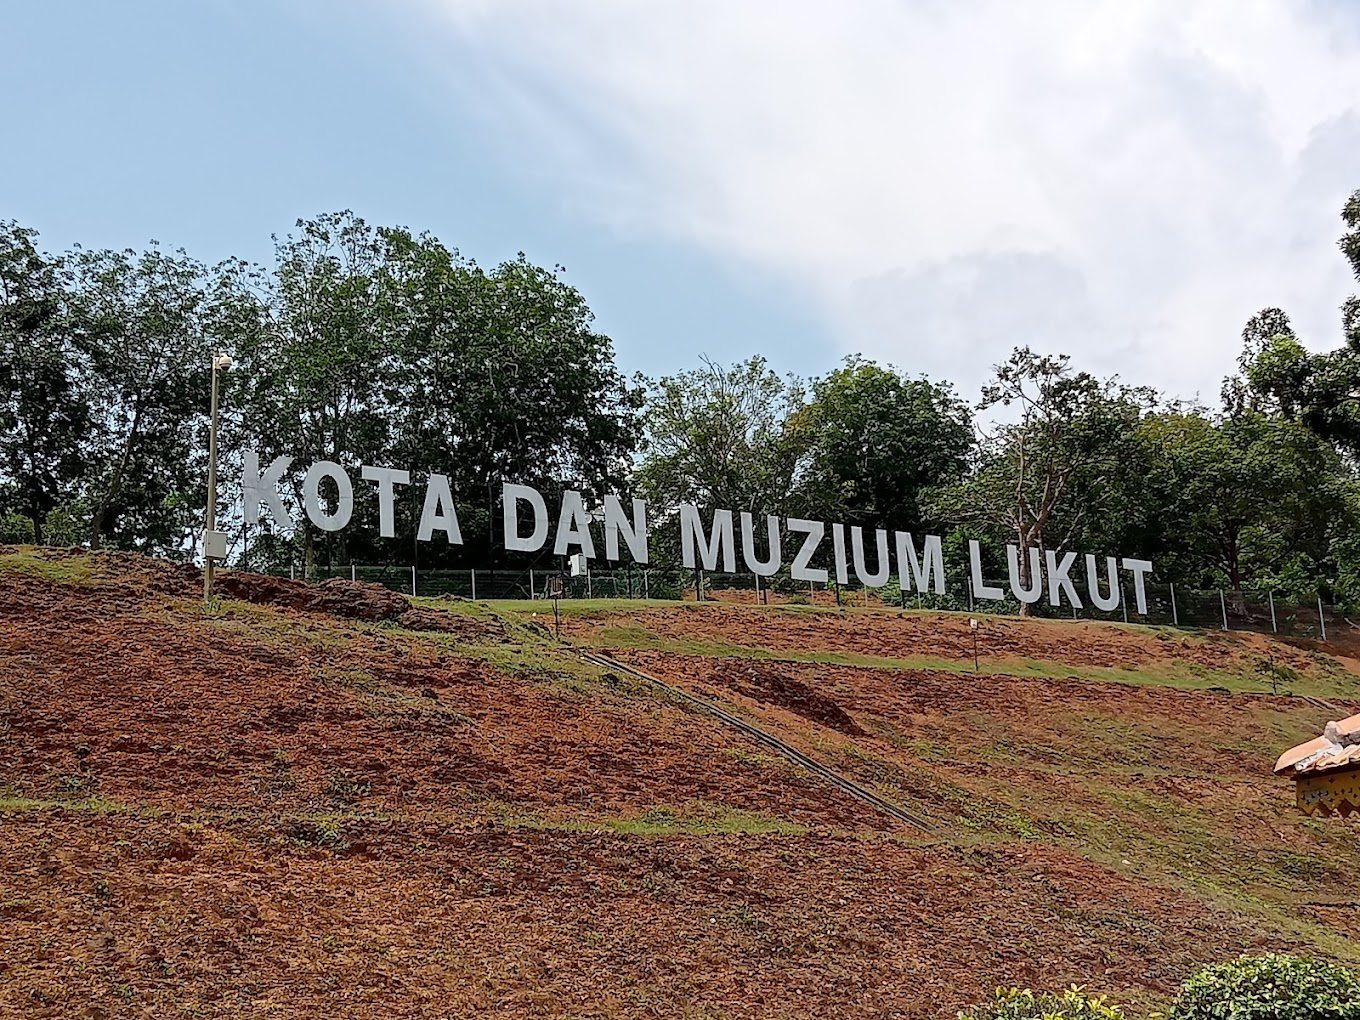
xmin=0 ymin=551 xmax=1349 ymax=1018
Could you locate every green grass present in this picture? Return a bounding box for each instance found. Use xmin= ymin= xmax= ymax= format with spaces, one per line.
xmin=558 ymin=624 xmax=1357 ymax=698
xmin=0 ymin=548 xmax=93 ymax=584
xmin=501 ymin=803 xmax=810 ymax=837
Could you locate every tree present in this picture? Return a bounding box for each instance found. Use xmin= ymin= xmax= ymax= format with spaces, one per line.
xmin=928 ymin=348 xmax=1152 ymax=612
xmin=218 ymin=212 xmax=644 ymax=571
xmin=1140 ymin=410 xmax=1348 ymax=596
xmin=1232 ymin=191 xmax=1360 ymax=455
xmin=69 ymin=244 xmax=215 ymax=553
xmin=794 ymin=357 xmax=972 ymax=532
xmin=636 ymin=356 xmax=806 ymax=516
xmin=217 ymin=212 xmax=399 ymax=574
xmin=0 ymin=221 xmax=89 ymax=543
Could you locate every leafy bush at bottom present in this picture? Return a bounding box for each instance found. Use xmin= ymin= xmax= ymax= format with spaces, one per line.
xmin=1171 ymin=953 xmax=1360 ymax=1019
xmin=959 ymin=986 xmax=1125 ymax=1020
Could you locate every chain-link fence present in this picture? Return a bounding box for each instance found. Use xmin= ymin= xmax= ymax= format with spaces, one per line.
xmin=286 ymin=561 xmax=1352 ymax=641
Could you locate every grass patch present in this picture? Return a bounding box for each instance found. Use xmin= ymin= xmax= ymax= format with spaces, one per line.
xmin=505 ymin=803 xmax=809 ymax=836
xmin=0 ymin=548 xmax=93 ymax=584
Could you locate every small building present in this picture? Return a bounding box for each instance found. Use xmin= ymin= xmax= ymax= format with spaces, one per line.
xmin=1275 ymin=713 xmax=1360 ymax=817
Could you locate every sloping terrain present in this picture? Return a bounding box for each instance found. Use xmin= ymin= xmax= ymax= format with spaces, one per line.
xmin=2 ymin=548 xmax=1358 ymax=1019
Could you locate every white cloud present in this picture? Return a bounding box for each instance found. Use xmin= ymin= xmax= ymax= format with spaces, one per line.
xmin=414 ymin=0 xmax=1360 ymax=401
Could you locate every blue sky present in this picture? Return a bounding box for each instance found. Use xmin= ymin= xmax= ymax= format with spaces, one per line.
xmin=2 ymin=0 xmax=829 ymax=382
xmin=6 ymin=1 xmax=1360 ymax=403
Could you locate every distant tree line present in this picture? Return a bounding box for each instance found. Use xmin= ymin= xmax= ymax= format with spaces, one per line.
xmin=4 ymin=197 xmax=1360 ymax=606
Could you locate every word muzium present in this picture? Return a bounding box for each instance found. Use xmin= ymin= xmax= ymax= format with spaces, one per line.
xmin=244 ymin=453 xmax=1154 ymax=612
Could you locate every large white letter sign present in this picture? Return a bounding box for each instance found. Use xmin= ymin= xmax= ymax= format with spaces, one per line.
xmin=831 ymin=524 xmax=850 ymax=585
xmin=1006 ymin=545 xmax=1043 ymax=605
xmin=680 ymin=505 xmax=736 ymax=571
xmin=740 ymin=512 xmax=781 ymax=576
xmin=1046 ymin=549 xmax=1082 ymax=609
xmin=417 ymin=473 xmax=463 ymax=544
xmin=603 ymin=496 xmax=648 ymax=563
xmin=1122 ymin=557 xmax=1153 ymax=614
xmin=361 ymin=464 xmax=409 ymax=539
xmin=1086 ymin=554 xmax=1120 ymax=611
xmin=554 ymin=490 xmax=597 ymax=558
xmin=896 ymin=532 xmax=945 ymax=595
xmin=243 ymin=450 xmax=291 ymax=528
xmin=502 ymin=483 xmax=549 ymax=552
xmin=851 ymin=526 xmax=890 ymax=587
xmin=786 ymin=518 xmax=828 ymax=583
xmin=303 ymin=460 xmax=353 ymax=532
xmin=969 ymin=540 xmax=1005 ymax=601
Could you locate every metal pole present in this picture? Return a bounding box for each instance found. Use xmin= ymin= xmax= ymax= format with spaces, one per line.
xmin=203 ymin=356 xmax=222 ymax=602
xmin=530 ymin=568 xmax=535 ymax=599
xmin=755 ymin=572 xmax=761 ymax=605
xmin=644 ymin=569 xmax=650 ymax=600
xmin=1220 ymin=590 xmax=1228 ymax=630
xmin=1319 ymin=596 xmax=1328 ymax=641
xmin=471 ymin=569 xmax=477 ymax=601
xmin=967 ymin=576 xmax=974 ymax=613
xmin=1120 ymin=584 xmax=1128 ymax=624
xmin=1269 ymin=590 xmax=1277 ymax=633
xmin=1170 ymin=582 xmax=1178 ymax=626
xmin=586 ymin=563 xmax=592 ymax=600
xmin=350 ymin=563 xmax=356 ymax=583
xmin=411 ymin=565 xmax=417 ymax=597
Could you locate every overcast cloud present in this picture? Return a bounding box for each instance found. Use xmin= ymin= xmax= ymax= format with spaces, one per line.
xmin=416 ymin=0 xmax=1360 ymax=402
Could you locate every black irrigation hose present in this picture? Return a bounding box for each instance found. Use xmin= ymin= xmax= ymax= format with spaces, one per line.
xmin=580 ymin=650 xmax=937 ymax=834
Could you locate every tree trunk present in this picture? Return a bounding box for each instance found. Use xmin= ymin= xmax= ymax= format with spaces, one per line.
xmin=89 ymin=402 xmax=145 ymax=550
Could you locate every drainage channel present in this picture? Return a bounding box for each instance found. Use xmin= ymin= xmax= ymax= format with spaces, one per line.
xmin=580 ymin=650 xmax=937 ymax=835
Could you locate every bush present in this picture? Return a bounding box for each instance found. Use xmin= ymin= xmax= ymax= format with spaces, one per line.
xmin=960 ymin=986 xmax=1125 ymax=1020
xmin=0 ymin=511 xmax=36 ymax=544
xmin=1171 ymin=953 xmax=1360 ymax=1019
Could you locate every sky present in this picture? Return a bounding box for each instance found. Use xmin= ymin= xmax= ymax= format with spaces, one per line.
xmin=5 ymin=0 xmax=1360 ymax=406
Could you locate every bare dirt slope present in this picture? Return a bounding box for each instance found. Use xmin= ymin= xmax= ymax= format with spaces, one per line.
xmin=2 ymin=548 xmax=1358 ymax=1019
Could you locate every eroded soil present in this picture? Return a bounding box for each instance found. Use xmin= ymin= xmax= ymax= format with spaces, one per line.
xmin=1 ymin=548 xmax=1357 ymax=1019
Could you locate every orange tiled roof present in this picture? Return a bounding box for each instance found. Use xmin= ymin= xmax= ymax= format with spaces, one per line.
xmin=1275 ymin=713 xmax=1360 ymax=776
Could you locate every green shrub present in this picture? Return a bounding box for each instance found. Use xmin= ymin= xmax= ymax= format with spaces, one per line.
xmin=0 ymin=511 xmax=36 ymax=545
xmin=1172 ymin=953 xmax=1360 ymax=1019
xmin=960 ymin=986 xmax=1125 ymax=1020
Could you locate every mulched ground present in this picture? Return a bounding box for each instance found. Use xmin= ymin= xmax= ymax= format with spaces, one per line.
xmin=0 ymin=552 xmax=1348 ymax=1018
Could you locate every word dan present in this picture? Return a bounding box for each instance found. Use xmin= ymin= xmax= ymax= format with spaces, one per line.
xmin=243 ymin=454 xmax=1153 ymax=612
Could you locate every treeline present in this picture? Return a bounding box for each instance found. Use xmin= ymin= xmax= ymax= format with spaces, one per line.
xmin=3 ymin=197 xmax=1360 ymax=605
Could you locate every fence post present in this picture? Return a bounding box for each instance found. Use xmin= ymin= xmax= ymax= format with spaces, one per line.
xmin=1319 ymin=596 xmax=1328 ymax=641
xmin=1219 ymin=590 xmax=1228 ymax=630
xmin=351 ymin=563 xmax=356 ymax=583
xmin=1170 ymin=582 xmax=1178 ymax=626
xmin=1269 ymin=590 xmax=1277 ymax=633
xmin=411 ymin=565 xmax=417 ymax=598
xmin=470 ymin=569 xmax=477 ymax=601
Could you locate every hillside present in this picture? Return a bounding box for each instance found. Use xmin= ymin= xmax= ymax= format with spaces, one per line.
xmin=2 ymin=547 xmax=1359 ymax=1019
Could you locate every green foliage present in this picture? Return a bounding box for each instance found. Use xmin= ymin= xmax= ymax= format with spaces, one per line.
xmin=41 ymin=497 xmax=90 ymax=548
xmin=1171 ymin=953 xmax=1360 ymax=1019
xmin=638 ymin=355 xmax=806 ymax=514
xmin=958 ymin=986 xmax=1125 ymax=1020
xmin=793 ymin=355 xmax=972 ymax=532
xmin=0 ymin=511 xmax=35 ymax=544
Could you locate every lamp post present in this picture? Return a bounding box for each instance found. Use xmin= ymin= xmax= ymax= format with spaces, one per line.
xmin=203 ymin=351 xmax=232 ymax=601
